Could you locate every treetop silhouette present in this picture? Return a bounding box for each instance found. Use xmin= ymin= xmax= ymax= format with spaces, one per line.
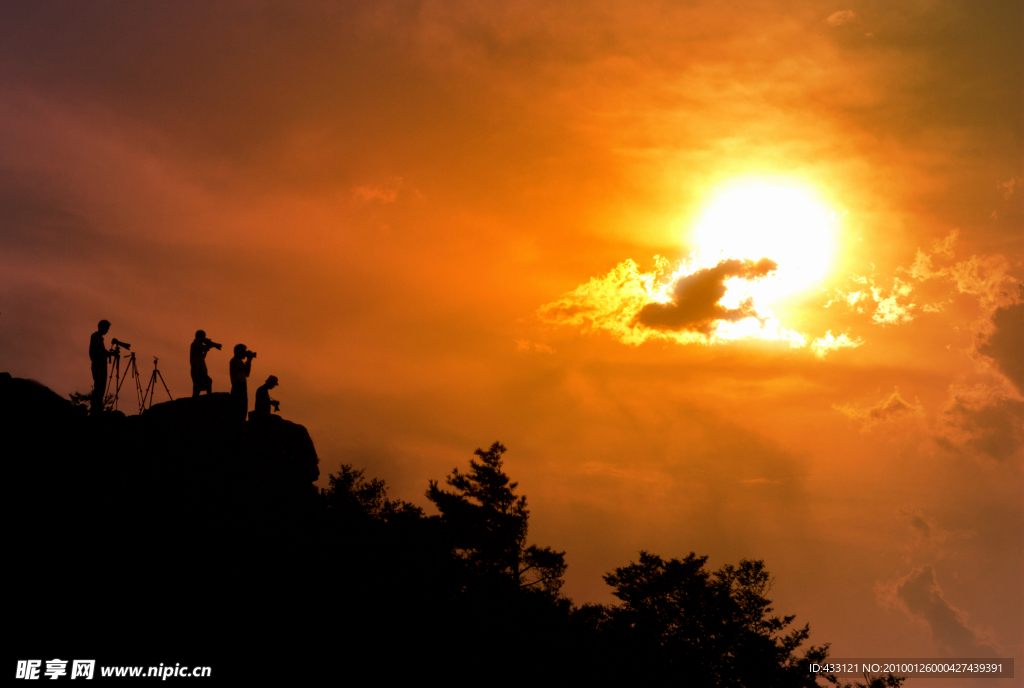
xmin=597 ymin=550 xmax=856 ymax=686
xmin=426 ymin=441 xmax=567 ymax=595
xmin=324 ymin=463 xmax=423 ymax=522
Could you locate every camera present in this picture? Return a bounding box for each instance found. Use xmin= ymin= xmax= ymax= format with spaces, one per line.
xmin=203 ymin=338 xmax=223 ymax=350
xmin=245 ymin=350 xmax=257 ymax=359
xmin=111 ymin=338 xmax=131 ymax=350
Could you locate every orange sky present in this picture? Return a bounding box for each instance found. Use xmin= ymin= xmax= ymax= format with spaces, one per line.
xmin=2 ymin=1 xmax=1021 ymax=678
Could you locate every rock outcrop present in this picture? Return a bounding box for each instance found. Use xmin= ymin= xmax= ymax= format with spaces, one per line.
xmin=5 ymin=373 xmax=322 ymax=660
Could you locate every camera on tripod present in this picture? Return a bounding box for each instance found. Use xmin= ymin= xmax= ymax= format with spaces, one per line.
xmin=111 ymin=338 xmax=131 ymax=351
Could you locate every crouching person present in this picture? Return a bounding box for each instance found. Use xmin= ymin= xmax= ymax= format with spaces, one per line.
xmin=249 ymin=375 xmax=280 ymax=422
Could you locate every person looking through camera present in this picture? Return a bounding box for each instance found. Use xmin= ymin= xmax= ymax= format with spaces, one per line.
xmin=89 ymin=319 xmax=113 ymax=416
xmin=190 ymin=330 xmax=222 ymax=397
xmin=229 ymin=343 xmax=256 ymax=421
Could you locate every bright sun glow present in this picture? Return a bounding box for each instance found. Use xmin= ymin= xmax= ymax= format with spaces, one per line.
xmin=691 ymin=181 xmax=834 ymax=301
xmin=540 ymin=179 xmax=860 ymax=354
xmin=538 ymin=178 xmax=856 ymax=353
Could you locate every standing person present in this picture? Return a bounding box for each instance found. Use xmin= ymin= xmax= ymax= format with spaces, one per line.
xmin=229 ymin=344 xmax=255 ymax=421
xmin=190 ymin=330 xmax=221 ymax=397
xmin=89 ymin=320 xmax=112 ymax=416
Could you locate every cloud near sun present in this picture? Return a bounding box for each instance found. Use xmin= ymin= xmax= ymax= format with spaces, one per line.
xmin=537 ymin=182 xmax=866 ymax=356
xmin=537 ymin=253 xmax=859 ymax=356
xmin=636 ymin=257 xmax=778 ymax=333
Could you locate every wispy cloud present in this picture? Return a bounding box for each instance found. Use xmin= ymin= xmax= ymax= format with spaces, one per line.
xmin=870 ymin=278 xmax=916 ymax=325
xmin=810 ymin=331 xmax=862 ymax=357
xmin=514 ymin=339 xmax=555 ymax=354
xmin=894 ymin=508 xmax=973 ymax=558
xmin=903 ymin=230 xmax=1019 ymax=312
xmin=997 ymin=177 xmax=1019 ymax=200
xmin=825 ymin=275 xmax=919 ymax=325
xmin=933 ymin=229 xmax=958 ymax=259
xmin=825 ymin=10 xmax=856 ymax=27
xmin=352 ymin=177 xmax=403 ymax=203
xmin=902 ymin=231 xmax=1023 ymax=393
xmin=834 ymin=387 xmax=924 ymax=431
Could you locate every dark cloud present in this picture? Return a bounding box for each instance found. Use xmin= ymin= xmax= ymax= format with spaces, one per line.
xmin=894 ymin=509 xmax=976 ymax=563
xmin=909 ymin=514 xmax=931 ymax=541
xmin=936 ymin=386 xmax=1024 ymax=462
xmin=635 ymin=258 xmax=777 ymax=334
xmin=977 ymin=298 xmax=1024 ymax=394
xmin=891 ymin=566 xmax=998 ymax=657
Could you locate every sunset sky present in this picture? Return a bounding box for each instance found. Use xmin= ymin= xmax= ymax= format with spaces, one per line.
xmin=2 ymin=1 xmax=1021 ymax=678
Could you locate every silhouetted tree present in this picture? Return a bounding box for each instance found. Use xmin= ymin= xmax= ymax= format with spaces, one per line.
xmin=426 ymin=441 xmax=566 ymax=595
xmin=841 ymin=675 xmax=905 ymax=688
xmin=323 ymin=463 xmax=423 ymax=522
xmin=69 ymin=389 xmax=112 ymax=413
xmin=598 ymin=551 xmax=834 ymax=686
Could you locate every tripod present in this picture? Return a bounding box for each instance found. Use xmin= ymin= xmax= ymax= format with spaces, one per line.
xmin=105 ymin=345 xmax=144 ymax=413
xmin=142 ymin=357 xmax=173 ymax=411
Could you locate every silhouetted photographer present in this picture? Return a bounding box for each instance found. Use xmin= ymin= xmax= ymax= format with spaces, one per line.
xmin=230 ymin=344 xmax=256 ymax=421
xmin=250 ymin=375 xmax=280 ymax=422
xmin=89 ymin=320 xmax=113 ymax=416
xmin=190 ymin=330 xmax=222 ymax=397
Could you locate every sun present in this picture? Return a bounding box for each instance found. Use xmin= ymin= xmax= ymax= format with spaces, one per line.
xmin=690 ymin=180 xmax=835 ymax=300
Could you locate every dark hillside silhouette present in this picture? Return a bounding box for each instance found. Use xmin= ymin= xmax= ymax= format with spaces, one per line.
xmin=4 ymin=372 xmax=902 ymax=685
xmin=7 ymin=374 xmax=321 ymax=677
